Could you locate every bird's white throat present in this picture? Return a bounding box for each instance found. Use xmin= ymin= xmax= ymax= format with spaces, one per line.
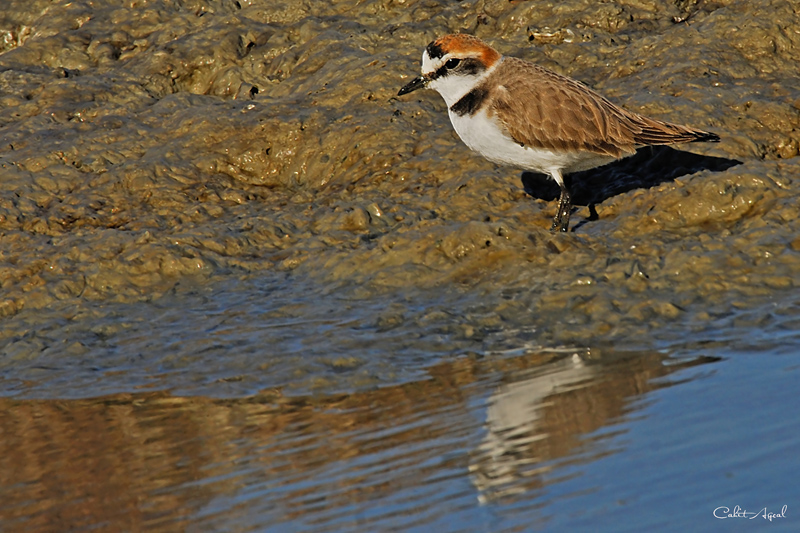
xmin=422 ymin=51 xmax=503 ymax=108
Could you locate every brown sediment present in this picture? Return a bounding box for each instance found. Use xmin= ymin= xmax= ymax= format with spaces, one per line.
xmin=0 ymin=0 xmax=798 ymax=356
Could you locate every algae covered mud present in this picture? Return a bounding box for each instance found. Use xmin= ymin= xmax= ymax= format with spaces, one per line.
xmin=1 ymin=0 xmax=800 ymax=530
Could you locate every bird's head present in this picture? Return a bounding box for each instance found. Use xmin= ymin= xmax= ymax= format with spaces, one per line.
xmin=398 ymin=34 xmax=502 ymax=106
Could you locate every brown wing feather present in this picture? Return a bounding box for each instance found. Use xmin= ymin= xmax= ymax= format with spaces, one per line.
xmin=486 ymin=57 xmax=717 ymax=156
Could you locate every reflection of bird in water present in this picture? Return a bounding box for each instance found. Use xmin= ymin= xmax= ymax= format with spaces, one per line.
xmin=469 ymin=353 xmax=595 ymax=503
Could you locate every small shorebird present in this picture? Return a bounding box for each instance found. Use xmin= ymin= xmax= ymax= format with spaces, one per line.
xmin=398 ymin=34 xmax=719 ymax=232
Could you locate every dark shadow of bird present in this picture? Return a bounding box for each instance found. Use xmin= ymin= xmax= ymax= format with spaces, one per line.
xmin=520 ymin=146 xmax=742 ymax=229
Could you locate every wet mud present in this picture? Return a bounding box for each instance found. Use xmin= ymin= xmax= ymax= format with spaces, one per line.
xmin=0 ymin=0 xmax=799 ymax=380
xmin=3 ymin=1 xmax=800 ymax=531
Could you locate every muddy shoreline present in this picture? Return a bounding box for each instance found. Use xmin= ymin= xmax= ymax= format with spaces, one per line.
xmin=1 ymin=0 xmax=799 ymax=382
xmin=2 ymin=1 xmax=800 ymax=531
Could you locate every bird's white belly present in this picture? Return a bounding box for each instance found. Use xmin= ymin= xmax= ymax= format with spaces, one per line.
xmin=448 ymin=108 xmax=617 ymax=175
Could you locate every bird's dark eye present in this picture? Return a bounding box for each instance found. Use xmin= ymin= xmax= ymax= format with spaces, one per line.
xmin=445 ymin=58 xmax=461 ymax=69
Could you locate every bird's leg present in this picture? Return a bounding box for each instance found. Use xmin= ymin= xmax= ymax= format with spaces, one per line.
xmin=557 ymin=185 xmax=572 ymax=232
xmin=549 ymin=173 xmax=572 ymax=233
xmin=549 ymin=207 xmax=562 ymax=232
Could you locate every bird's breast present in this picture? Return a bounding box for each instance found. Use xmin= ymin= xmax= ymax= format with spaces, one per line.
xmin=448 ymin=109 xmax=548 ymax=172
xmin=447 ymin=108 xmax=619 ymax=175
xmin=449 ymin=109 xmax=514 ymax=163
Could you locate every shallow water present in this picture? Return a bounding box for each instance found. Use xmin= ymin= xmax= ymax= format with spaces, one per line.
xmin=2 ymin=0 xmax=800 ymax=531
xmin=1 ymin=324 xmax=798 ymax=531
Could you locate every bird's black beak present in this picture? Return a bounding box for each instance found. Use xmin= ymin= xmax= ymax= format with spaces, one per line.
xmin=398 ymin=75 xmax=428 ymax=96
